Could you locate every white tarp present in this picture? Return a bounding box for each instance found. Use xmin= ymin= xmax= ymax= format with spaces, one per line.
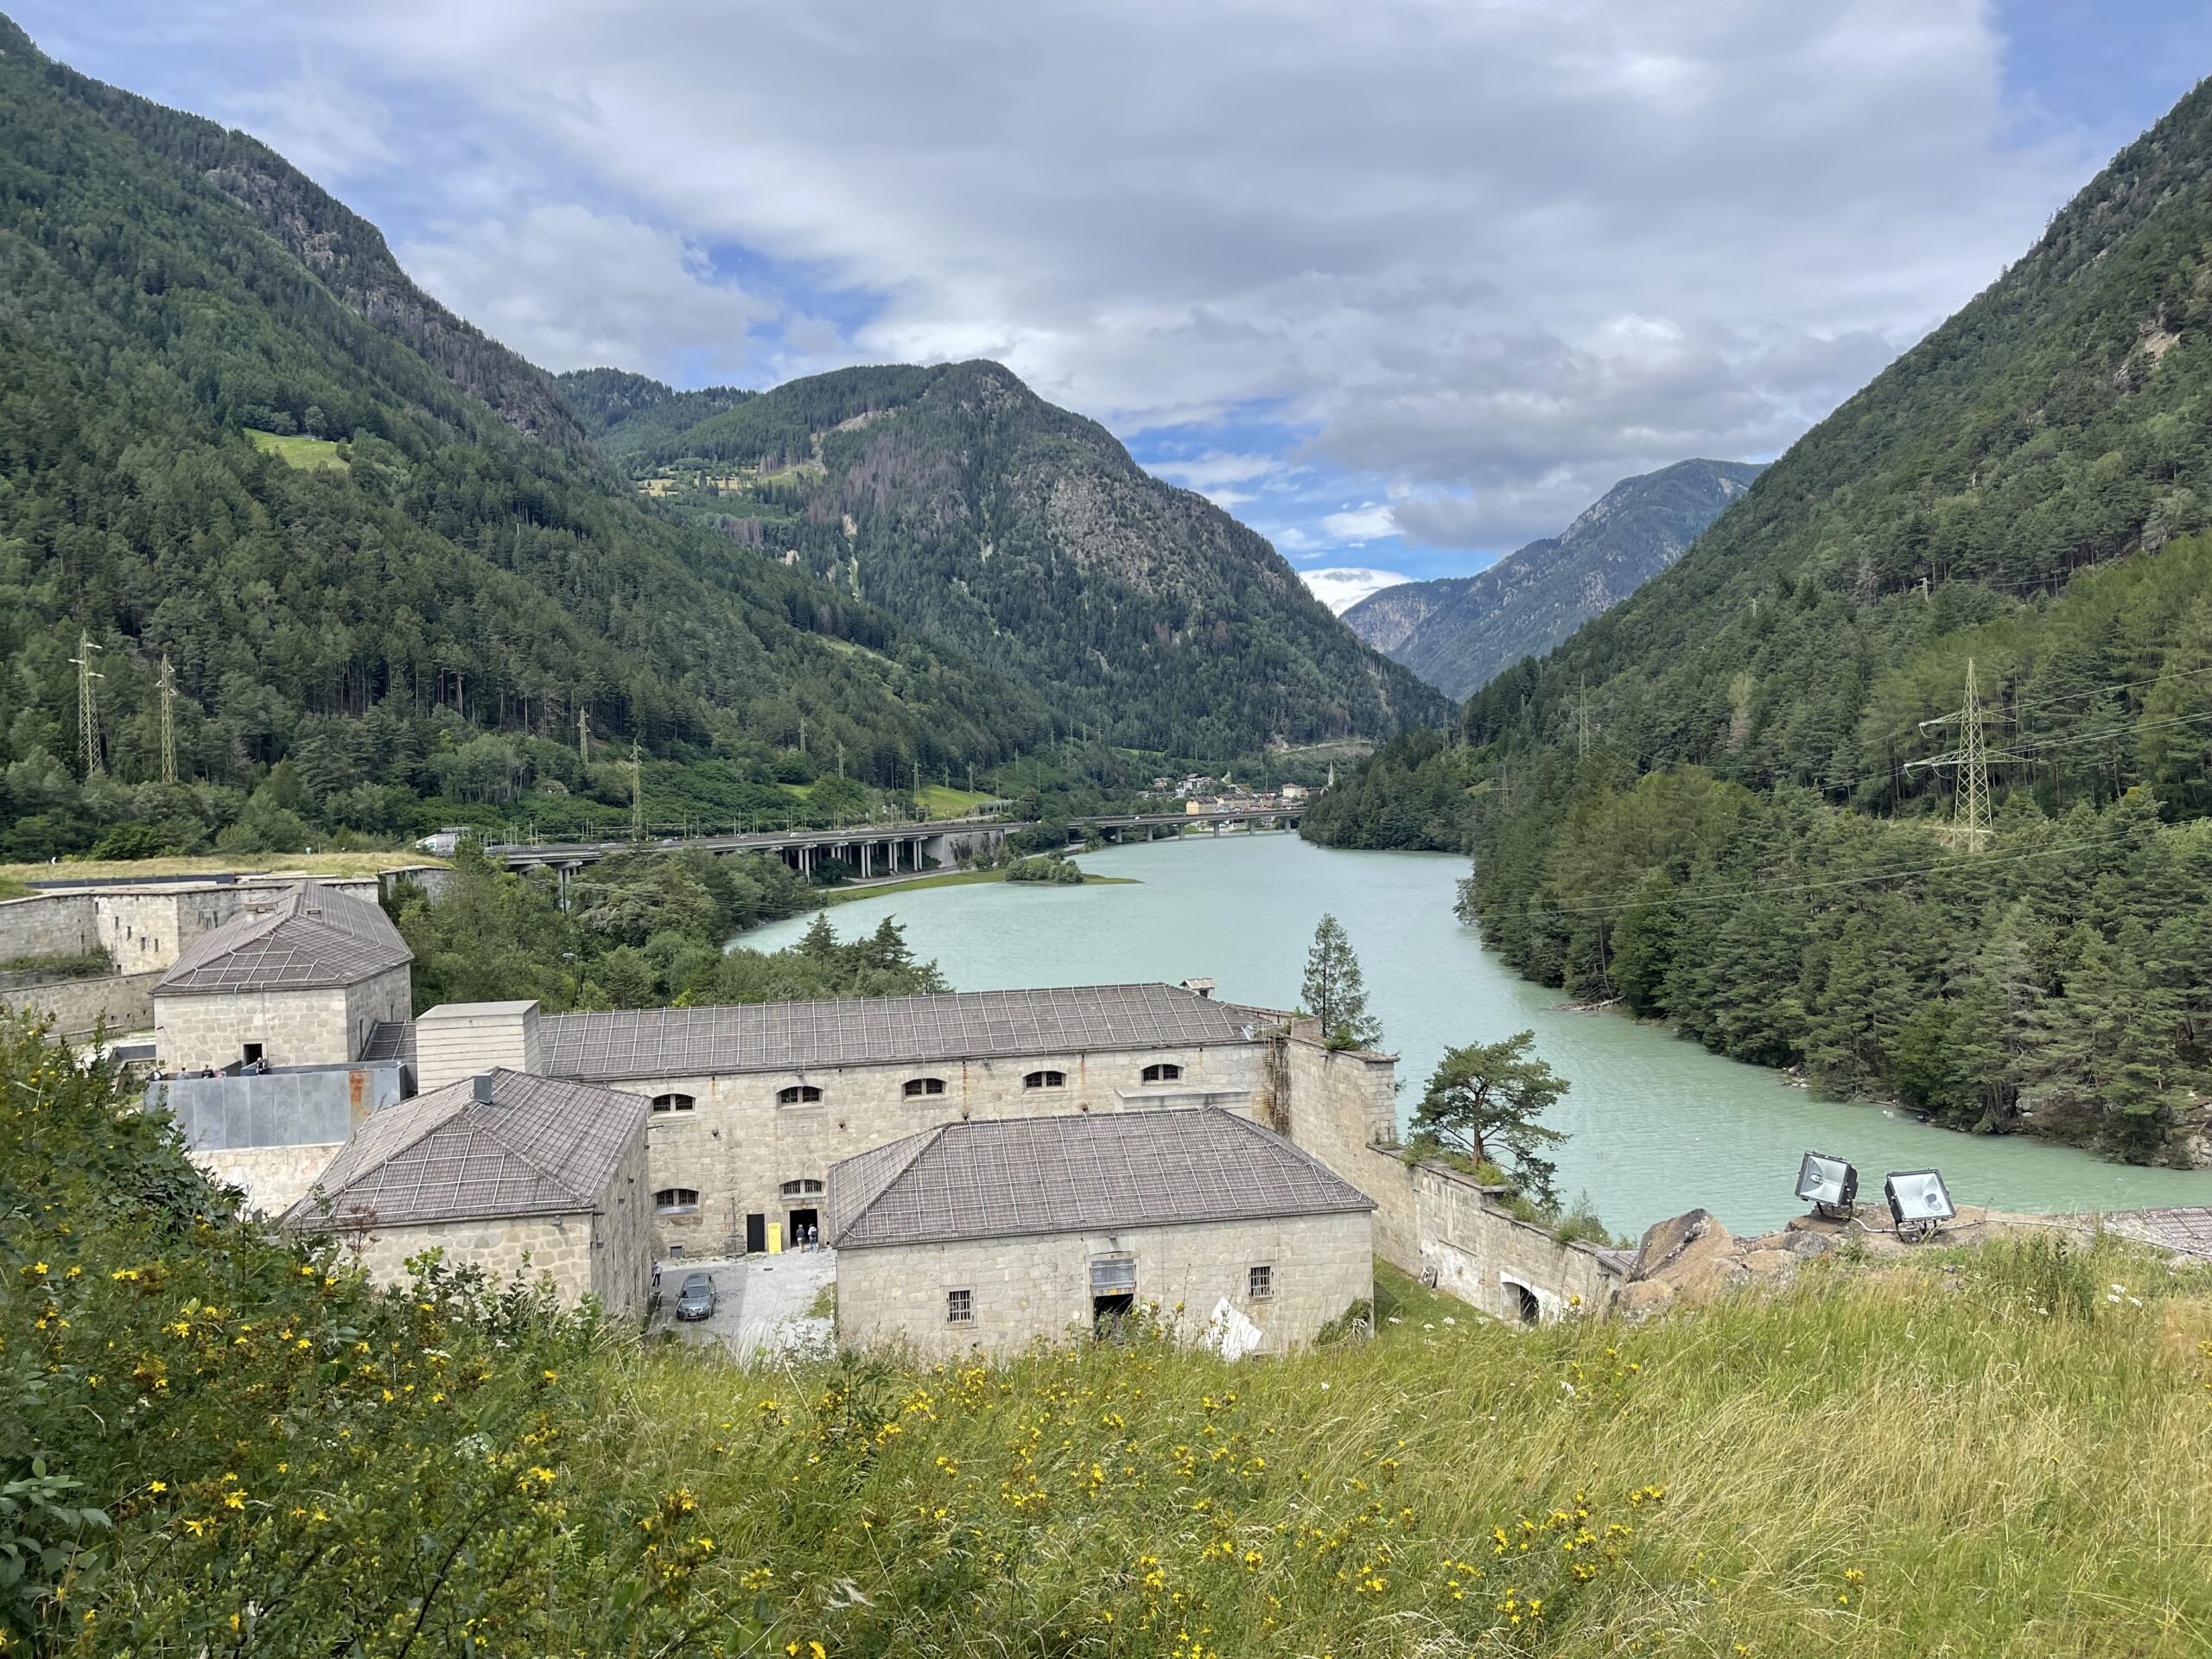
xmin=1204 ymin=1297 xmax=1264 ymax=1361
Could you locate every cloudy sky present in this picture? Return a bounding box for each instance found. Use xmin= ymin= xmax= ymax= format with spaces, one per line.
xmin=22 ymin=2 xmax=2211 ymax=601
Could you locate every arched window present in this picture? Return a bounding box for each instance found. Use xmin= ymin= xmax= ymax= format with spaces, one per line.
xmin=903 ymin=1077 xmax=947 ymax=1098
xmin=1141 ymin=1063 xmax=1183 ymax=1084
xmin=779 ymin=1179 xmax=825 ymax=1198
xmin=654 ymin=1188 xmax=701 ymax=1215
xmin=778 ymin=1084 xmax=823 ymax=1105
xmin=1023 ymin=1070 xmax=1066 ymax=1090
xmin=651 ymin=1092 xmax=696 ymax=1113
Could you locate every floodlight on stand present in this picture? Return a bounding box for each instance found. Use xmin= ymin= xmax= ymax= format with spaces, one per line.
xmin=1794 ymin=1151 xmax=1858 ymax=1220
xmin=1883 ymin=1168 xmax=1955 ymax=1243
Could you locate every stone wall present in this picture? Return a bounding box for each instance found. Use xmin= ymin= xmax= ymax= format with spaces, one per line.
xmin=0 ymin=969 xmax=161 ymax=1036
xmin=342 ymin=970 xmax=412 ymax=1065
xmin=1409 ymin=1163 xmax=1618 ymax=1322
xmin=337 ymin=1213 xmax=594 ymax=1306
xmin=192 ymin=1141 xmax=347 ymax=1219
xmin=633 ymin=1040 xmax=1269 ymax=1255
xmin=1274 ymin=1036 xmax=1416 ymax=1266
xmin=589 ymin=1125 xmax=655 ymax=1320
xmin=0 ymin=893 xmax=97 ymax=961
xmin=156 ymin=968 xmax=406 ymax=1070
xmin=836 ymin=1211 xmax=1373 ymax=1359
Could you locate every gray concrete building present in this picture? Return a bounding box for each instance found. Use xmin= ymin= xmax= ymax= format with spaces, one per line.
xmin=283 ymin=1068 xmax=653 ymax=1318
xmin=828 ymin=1108 xmax=1375 ymax=1357
xmin=153 ymin=881 xmax=411 ymax=1071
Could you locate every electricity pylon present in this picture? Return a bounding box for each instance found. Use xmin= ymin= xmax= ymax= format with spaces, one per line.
xmin=1956 ymin=657 xmax=1992 ymax=853
xmin=1905 ymin=657 xmax=1998 ymax=852
xmin=630 ymin=737 xmax=645 ymax=842
xmin=71 ymin=632 xmax=104 ymax=778
xmin=158 ymin=656 xmax=178 ymax=784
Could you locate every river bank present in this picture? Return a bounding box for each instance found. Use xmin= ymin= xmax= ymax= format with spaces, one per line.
xmin=737 ymin=834 xmax=2212 ymax=1236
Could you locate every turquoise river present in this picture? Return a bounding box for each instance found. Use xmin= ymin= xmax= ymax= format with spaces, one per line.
xmin=739 ymin=833 xmax=2210 ymax=1236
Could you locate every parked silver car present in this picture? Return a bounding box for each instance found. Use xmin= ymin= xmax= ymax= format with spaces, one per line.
xmin=674 ymin=1271 xmax=717 ymax=1322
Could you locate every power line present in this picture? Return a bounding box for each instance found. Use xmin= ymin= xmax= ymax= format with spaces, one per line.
xmin=1535 ymin=825 xmax=2160 ymax=920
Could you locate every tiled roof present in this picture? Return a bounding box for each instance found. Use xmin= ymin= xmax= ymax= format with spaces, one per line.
xmin=827 ymin=1108 xmax=1374 ymax=1249
xmin=156 ymin=881 xmax=410 ymax=995
xmin=282 ymin=1069 xmax=645 ymax=1230
xmin=365 ymin=983 xmax=1268 ymax=1081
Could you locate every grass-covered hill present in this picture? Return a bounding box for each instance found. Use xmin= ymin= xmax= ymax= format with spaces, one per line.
xmin=0 ymin=15 xmax=1052 ymax=863
xmin=7 ymin=1018 xmax=2211 ymax=1656
xmin=563 ymin=361 xmax=1457 ymax=757
xmin=1315 ymin=79 xmax=2212 ymax=1165
xmin=1343 ymin=460 xmax=1764 ymax=700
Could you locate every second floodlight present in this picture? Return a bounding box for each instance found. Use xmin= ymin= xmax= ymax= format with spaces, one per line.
xmin=1884 ymin=1168 xmax=1955 ymax=1243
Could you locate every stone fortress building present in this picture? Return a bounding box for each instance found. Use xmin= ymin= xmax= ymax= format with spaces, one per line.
xmin=365 ymin=982 xmax=1287 ymax=1257
xmin=152 ymin=880 xmax=412 ymax=1071
xmin=828 ymin=1108 xmax=1375 ymax=1357
xmin=282 ymin=1068 xmax=654 ymax=1320
xmin=147 ymin=879 xmax=1624 ymax=1330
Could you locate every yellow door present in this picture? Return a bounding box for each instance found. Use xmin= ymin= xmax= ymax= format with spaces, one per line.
xmin=767 ymin=1222 xmax=783 ymax=1255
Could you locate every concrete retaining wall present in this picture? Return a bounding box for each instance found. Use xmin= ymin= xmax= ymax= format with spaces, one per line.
xmin=0 ymin=893 xmax=98 ymax=962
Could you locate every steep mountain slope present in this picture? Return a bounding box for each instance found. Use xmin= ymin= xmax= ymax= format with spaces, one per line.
xmin=1342 ymin=461 xmax=1764 ymax=697
xmin=567 ymin=364 xmax=1456 ymax=755
xmin=0 ymin=16 xmax=1047 ymax=859
xmin=1321 ymin=79 xmax=2212 ymax=1165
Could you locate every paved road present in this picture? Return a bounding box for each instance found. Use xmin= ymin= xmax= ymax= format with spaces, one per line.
xmin=656 ymin=1250 xmax=836 ymax=1361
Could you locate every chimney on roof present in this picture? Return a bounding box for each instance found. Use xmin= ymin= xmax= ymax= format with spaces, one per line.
xmin=416 ymin=1001 xmax=542 ymax=1093
xmin=471 ymin=1072 xmax=497 ymax=1103
xmin=1180 ymin=977 xmax=1217 ymax=1000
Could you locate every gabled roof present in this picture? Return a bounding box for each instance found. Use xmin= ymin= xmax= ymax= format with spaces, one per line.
xmin=827 ymin=1107 xmax=1374 ymax=1250
xmin=282 ymin=1068 xmax=645 ymax=1230
xmin=365 ymin=982 xmax=1269 ymax=1080
xmin=156 ymin=881 xmax=410 ymax=995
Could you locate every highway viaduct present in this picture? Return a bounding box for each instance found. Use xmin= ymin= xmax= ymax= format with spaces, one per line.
xmin=480 ymin=805 xmax=1306 ymax=904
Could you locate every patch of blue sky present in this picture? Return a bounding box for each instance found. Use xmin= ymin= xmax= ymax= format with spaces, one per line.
xmin=1993 ymin=0 xmax=2212 ymax=155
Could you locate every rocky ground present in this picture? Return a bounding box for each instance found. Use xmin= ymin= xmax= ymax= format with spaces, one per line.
xmin=1614 ymin=1202 xmax=2123 ymax=1318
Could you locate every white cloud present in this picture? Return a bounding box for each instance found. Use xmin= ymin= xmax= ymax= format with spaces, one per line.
xmin=111 ymin=0 xmax=2105 ymax=524
xmin=221 ymin=71 xmax=397 ymax=182
xmin=1320 ymin=504 xmax=1401 ymax=543
xmin=1299 ymin=567 xmax=1415 ymax=613
xmin=394 ymin=205 xmax=772 ymax=378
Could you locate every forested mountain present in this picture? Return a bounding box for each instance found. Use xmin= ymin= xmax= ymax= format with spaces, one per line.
xmin=0 ymin=16 xmax=1050 ymax=861
xmin=1314 ymin=79 xmax=2212 ymax=1166
xmin=564 ymin=362 xmax=1455 ymax=755
xmin=1343 ymin=461 xmax=1764 ymax=698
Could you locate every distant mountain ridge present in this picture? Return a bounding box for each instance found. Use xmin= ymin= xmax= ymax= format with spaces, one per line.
xmin=563 ymin=363 xmax=1455 ymax=755
xmin=1343 ymin=460 xmax=1764 ymax=697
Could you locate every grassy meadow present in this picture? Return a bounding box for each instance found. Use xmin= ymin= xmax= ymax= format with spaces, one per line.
xmin=243 ymin=428 xmax=349 ymax=470
xmin=5 ymin=1018 xmax=2209 ymax=1656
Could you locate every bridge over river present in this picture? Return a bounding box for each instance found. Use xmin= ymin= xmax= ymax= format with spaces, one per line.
xmin=481 ymin=804 xmax=1306 ymax=899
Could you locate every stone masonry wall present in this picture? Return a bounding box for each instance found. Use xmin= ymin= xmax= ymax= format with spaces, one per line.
xmin=342 ymin=970 xmax=412 ymax=1065
xmin=589 ymin=1126 xmax=655 ymax=1321
xmin=0 ymin=970 xmax=161 ymax=1036
xmin=1274 ymin=1036 xmax=1418 ymax=1269
xmin=193 ymin=1142 xmax=347 ymax=1219
xmin=0 ymin=893 xmax=97 ymax=961
xmin=636 ymin=1041 xmax=1269 ymax=1255
xmin=339 ymin=1213 xmax=595 ymax=1306
xmin=836 ymin=1211 xmax=1373 ymax=1360
xmin=1410 ymin=1164 xmax=1618 ymax=1322
xmin=155 ymin=986 xmax=354 ymax=1070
